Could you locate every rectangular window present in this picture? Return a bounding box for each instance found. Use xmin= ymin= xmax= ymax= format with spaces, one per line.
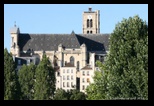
xmin=67 ymin=76 xmax=69 ymax=80
xmin=67 ymin=69 xmax=69 ymax=73
xmin=87 ymin=71 xmax=89 ymax=76
xmin=63 ymin=82 xmax=65 ymax=87
xmin=67 ymin=82 xmax=69 ymax=87
xmin=71 ymin=69 xmax=73 ymax=73
xmin=77 ymin=61 xmax=79 ymax=71
xmin=82 ymin=78 xmax=85 ymax=83
xmin=63 ymin=69 xmax=65 ymax=73
xmin=71 ymin=75 xmax=73 ymax=80
xmin=83 ymin=71 xmax=85 ymax=76
xmin=18 ymin=60 xmax=21 ymax=65
xmin=27 ymin=59 xmax=30 ymax=65
xmin=82 ymin=85 xmax=85 ymax=90
xmin=87 ymin=78 xmax=90 ymax=83
xmin=57 ymin=72 xmax=60 ymax=76
xmin=71 ymin=82 xmax=73 ymax=87
xmin=63 ymin=76 xmax=65 ymax=80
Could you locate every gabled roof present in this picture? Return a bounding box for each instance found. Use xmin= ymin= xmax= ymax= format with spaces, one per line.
xmin=81 ymin=65 xmax=92 ymax=70
xmin=18 ymin=32 xmax=110 ymax=52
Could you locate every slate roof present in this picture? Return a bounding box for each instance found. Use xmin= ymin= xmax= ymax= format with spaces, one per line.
xmin=18 ymin=32 xmax=110 ymax=52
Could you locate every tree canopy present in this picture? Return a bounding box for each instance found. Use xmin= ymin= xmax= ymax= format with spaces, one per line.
xmin=34 ymin=54 xmax=56 ymax=100
xmin=4 ymin=48 xmax=21 ymax=100
xmin=54 ymin=89 xmax=86 ymax=100
xmin=18 ymin=64 xmax=36 ymax=100
xmin=86 ymin=15 xmax=148 ymax=100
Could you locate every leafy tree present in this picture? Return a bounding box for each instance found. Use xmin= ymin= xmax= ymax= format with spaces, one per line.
xmin=53 ymin=89 xmax=86 ymax=100
xmin=86 ymin=69 xmax=105 ymax=100
xmin=86 ymin=15 xmax=148 ymax=100
xmin=68 ymin=89 xmax=86 ymax=100
xmin=4 ymin=48 xmax=21 ymax=100
xmin=34 ymin=54 xmax=56 ymax=100
xmin=53 ymin=88 xmax=68 ymax=100
xmin=18 ymin=63 xmax=36 ymax=100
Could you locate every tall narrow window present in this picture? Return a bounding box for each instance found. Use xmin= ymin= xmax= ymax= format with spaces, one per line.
xmin=67 ymin=69 xmax=69 ymax=73
xmin=87 ymin=19 xmax=89 ymax=28
xmin=71 ymin=75 xmax=73 ymax=80
xmin=57 ymin=72 xmax=60 ymax=76
xmin=71 ymin=82 xmax=73 ymax=87
xmin=82 ymin=78 xmax=85 ymax=83
xmin=63 ymin=69 xmax=65 ymax=73
xmin=67 ymin=82 xmax=69 ymax=87
xmin=83 ymin=71 xmax=85 ymax=76
xmin=90 ymin=19 xmax=93 ymax=27
xmin=87 ymin=78 xmax=90 ymax=83
xmin=77 ymin=61 xmax=79 ymax=71
xmin=18 ymin=60 xmax=21 ymax=65
xmin=67 ymin=75 xmax=69 ymax=80
xmin=71 ymin=69 xmax=73 ymax=73
xmin=63 ymin=76 xmax=65 ymax=80
xmin=65 ymin=61 xmax=67 ymax=66
xmin=82 ymin=85 xmax=85 ymax=90
xmin=87 ymin=71 xmax=89 ymax=76
xmin=63 ymin=82 xmax=65 ymax=87
xmin=70 ymin=56 xmax=74 ymax=65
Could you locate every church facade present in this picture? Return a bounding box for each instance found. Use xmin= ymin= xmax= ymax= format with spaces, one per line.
xmin=10 ymin=8 xmax=110 ymax=93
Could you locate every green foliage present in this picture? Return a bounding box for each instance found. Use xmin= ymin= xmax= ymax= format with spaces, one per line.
xmin=54 ymin=89 xmax=86 ymax=100
xmin=34 ymin=54 xmax=56 ymax=100
xmin=53 ymin=88 xmax=68 ymax=100
xmin=18 ymin=64 xmax=36 ymax=100
xmin=86 ymin=15 xmax=148 ymax=100
xmin=4 ymin=48 xmax=21 ymax=100
xmin=68 ymin=89 xmax=86 ymax=100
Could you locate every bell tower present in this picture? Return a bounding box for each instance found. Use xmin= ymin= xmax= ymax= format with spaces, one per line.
xmin=10 ymin=22 xmax=20 ymax=57
xmin=82 ymin=7 xmax=100 ymax=34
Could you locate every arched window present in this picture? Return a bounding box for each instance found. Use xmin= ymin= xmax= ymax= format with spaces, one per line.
xmin=90 ymin=31 xmax=92 ymax=34
xmin=77 ymin=61 xmax=79 ymax=71
xmin=87 ymin=31 xmax=89 ymax=34
xmin=70 ymin=56 xmax=74 ymax=65
xmin=87 ymin=19 xmax=89 ymax=28
xmin=90 ymin=19 xmax=93 ymax=27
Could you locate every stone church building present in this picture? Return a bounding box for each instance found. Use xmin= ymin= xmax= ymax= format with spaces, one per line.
xmin=10 ymin=8 xmax=110 ymax=92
